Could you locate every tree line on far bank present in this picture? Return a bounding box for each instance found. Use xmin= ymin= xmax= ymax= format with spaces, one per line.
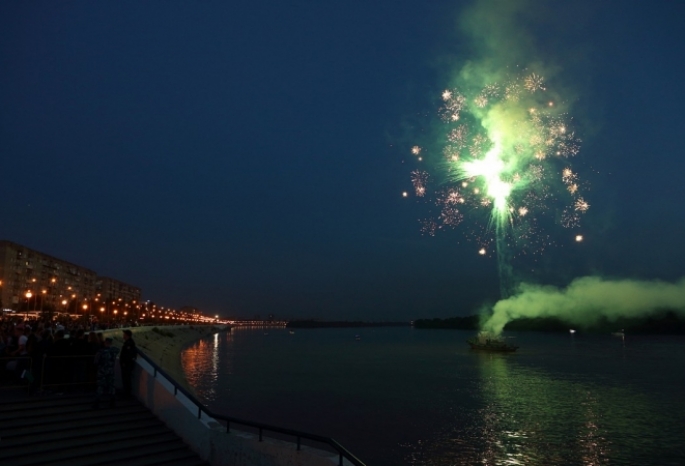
xmin=286 ymin=321 xmax=410 ymax=328
xmin=413 ymin=310 xmax=685 ymax=334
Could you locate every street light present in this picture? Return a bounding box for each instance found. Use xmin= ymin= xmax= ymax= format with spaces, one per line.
xmin=25 ymin=291 xmax=33 ymax=319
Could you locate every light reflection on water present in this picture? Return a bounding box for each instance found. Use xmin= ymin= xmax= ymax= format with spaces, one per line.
xmin=415 ymin=352 xmax=613 ymax=466
xmin=181 ymin=328 xmax=685 ymax=466
xmin=182 ymin=329 xmax=233 ymax=399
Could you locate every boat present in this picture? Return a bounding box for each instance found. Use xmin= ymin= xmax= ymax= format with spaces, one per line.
xmin=467 ymin=332 xmax=519 ymax=352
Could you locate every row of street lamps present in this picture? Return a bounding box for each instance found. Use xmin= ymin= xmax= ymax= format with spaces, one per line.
xmin=20 ymin=291 xmax=208 ymax=324
xmin=9 ymin=278 xmax=209 ymax=323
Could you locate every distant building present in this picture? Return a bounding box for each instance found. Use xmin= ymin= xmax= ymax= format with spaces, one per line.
xmin=179 ymin=306 xmax=200 ymax=315
xmin=0 ymin=240 xmax=140 ymax=313
xmin=95 ymin=276 xmax=141 ymax=305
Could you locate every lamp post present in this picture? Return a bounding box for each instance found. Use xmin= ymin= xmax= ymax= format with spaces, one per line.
xmin=48 ymin=278 xmax=56 ymax=320
xmin=40 ymin=289 xmax=47 ymax=316
xmin=25 ymin=291 xmax=32 ymax=319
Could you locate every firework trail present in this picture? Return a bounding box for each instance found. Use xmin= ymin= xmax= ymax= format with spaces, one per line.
xmin=407 ymin=71 xmax=589 ymax=296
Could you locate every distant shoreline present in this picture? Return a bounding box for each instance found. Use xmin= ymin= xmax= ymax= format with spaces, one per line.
xmin=286 ymin=320 xmax=411 ymax=329
xmin=413 ymin=311 xmax=685 ymax=334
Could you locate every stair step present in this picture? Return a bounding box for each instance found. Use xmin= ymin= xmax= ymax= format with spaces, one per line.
xmin=0 ymin=393 xmax=92 ymax=411
xmin=24 ymin=440 xmax=194 ymax=466
xmin=0 ymin=398 xmax=144 ymax=422
xmin=1 ymin=404 xmax=149 ymax=431
xmin=0 ymin=424 xmax=171 ymax=460
xmin=2 ymin=410 xmax=158 ymax=439
xmin=121 ymin=448 xmax=210 ymax=466
xmin=2 ymin=403 xmax=150 ymax=428
xmin=8 ymin=433 xmax=180 ymax=465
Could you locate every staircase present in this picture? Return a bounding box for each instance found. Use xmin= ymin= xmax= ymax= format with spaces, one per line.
xmin=0 ymin=393 xmax=210 ymax=466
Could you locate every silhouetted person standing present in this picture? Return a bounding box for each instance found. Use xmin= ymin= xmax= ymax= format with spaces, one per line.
xmin=92 ymin=337 xmax=119 ymax=409
xmin=70 ymin=329 xmax=90 ymax=390
xmin=120 ymin=329 xmax=137 ymax=399
xmin=49 ymin=330 xmax=71 ymax=391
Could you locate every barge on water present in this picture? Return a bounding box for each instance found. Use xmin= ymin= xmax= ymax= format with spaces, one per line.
xmin=467 ymin=332 xmax=519 ymax=352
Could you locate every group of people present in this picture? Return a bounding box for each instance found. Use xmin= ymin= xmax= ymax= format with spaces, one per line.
xmin=1 ymin=316 xmax=138 ymax=406
xmin=92 ymin=329 xmax=137 ymax=408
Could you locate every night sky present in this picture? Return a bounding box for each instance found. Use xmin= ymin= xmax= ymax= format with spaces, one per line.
xmin=1 ymin=1 xmax=684 ymax=320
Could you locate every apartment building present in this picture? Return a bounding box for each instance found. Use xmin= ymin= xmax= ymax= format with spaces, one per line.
xmin=95 ymin=276 xmax=141 ymax=305
xmin=0 ymin=240 xmax=140 ymax=312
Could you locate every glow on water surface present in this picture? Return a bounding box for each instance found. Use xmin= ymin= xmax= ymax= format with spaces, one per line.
xmin=182 ymin=327 xmax=685 ymax=466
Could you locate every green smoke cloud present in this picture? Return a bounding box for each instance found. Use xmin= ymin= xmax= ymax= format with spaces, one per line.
xmin=482 ymin=276 xmax=685 ymax=335
xmin=456 ymin=0 xmax=560 ymax=90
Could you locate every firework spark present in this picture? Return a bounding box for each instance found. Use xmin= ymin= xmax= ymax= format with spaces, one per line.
xmin=448 ymin=125 xmax=468 ymax=147
xmin=562 ymin=168 xmax=576 ymax=184
xmin=440 ymin=91 xmax=466 ymax=122
xmin=574 ymin=198 xmax=590 ymax=212
xmin=561 ymin=208 xmax=581 ymax=228
xmin=439 ymin=188 xmax=465 ymax=205
xmin=411 ymin=170 xmax=429 ymax=197
xmin=440 ymin=207 xmax=464 ymax=227
xmin=524 ymin=73 xmax=545 ymax=92
xmin=420 ymin=219 xmax=438 ymax=236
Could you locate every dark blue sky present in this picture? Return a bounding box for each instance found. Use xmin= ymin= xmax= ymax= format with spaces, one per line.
xmin=1 ymin=1 xmax=684 ymax=320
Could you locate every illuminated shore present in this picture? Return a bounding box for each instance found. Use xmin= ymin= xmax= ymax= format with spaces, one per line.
xmin=103 ymin=324 xmax=226 ymax=391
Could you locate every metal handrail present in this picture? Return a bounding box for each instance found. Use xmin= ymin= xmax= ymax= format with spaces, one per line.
xmin=136 ymin=350 xmax=366 ymax=466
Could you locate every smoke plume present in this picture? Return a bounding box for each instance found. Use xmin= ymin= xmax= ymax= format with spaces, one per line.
xmin=482 ymin=276 xmax=685 ymax=335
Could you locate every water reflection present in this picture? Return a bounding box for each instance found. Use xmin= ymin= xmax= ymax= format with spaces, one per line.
xmin=482 ymin=352 xmax=611 ymax=466
xmin=477 ymin=353 xmax=532 ymax=466
xmin=181 ymin=330 xmax=233 ymax=401
xmin=181 ymin=329 xmax=685 ymax=466
xmin=213 ymin=332 xmax=219 ymax=375
xmin=415 ymin=348 xmax=681 ymax=466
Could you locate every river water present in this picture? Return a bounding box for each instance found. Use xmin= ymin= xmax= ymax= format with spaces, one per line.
xmin=181 ymin=327 xmax=685 ymax=466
